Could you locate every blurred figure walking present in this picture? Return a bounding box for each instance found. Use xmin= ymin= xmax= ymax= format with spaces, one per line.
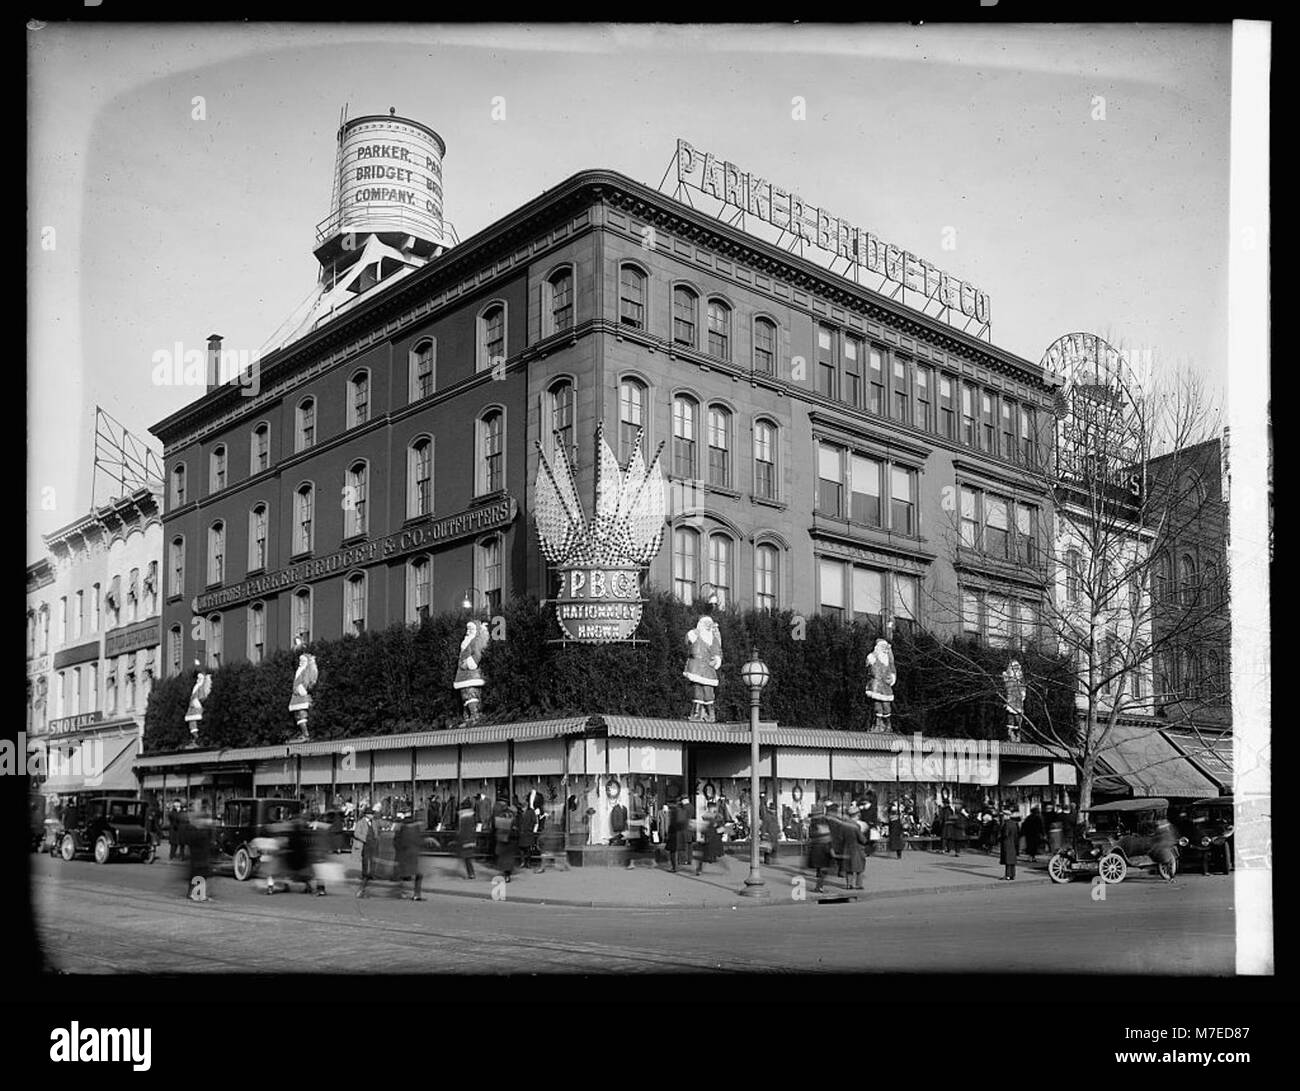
xmin=394 ymin=812 xmax=425 ymax=900
xmin=456 ymin=800 xmax=478 ymax=880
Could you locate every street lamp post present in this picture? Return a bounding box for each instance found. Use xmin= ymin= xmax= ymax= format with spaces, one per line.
xmin=739 ymin=649 xmax=771 ymax=898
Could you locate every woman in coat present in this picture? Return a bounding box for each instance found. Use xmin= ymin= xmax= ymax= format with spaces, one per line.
xmin=696 ymin=805 xmax=725 ymax=874
xmin=998 ymin=809 xmax=1021 ymax=880
xmin=394 ymin=814 xmax=424 ymax=900
xmin=806 ymin=804 xmax=834 ymax=893
xmin=494 ymin=806 xmax=519 ymax=882
xmin=842 ymin=807 xmax=867 ymax=889
xmin=887 ymin=807 xmax=906 ymax=859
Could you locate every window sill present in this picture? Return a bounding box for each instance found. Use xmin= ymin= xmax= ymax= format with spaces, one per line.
xmin=471 ymin=490 xmax=508 ymax=506
xmin=289 ymin=551 xmax=313 ymax=564
xmin=204 ymin=581 xmax=223 ymax=591
xmin=751 ymin=496 xmax=786 ymax=511
xmin=340 ymin=533 xmax=368 ymax=549
xmin=403 ymin=513 xmax=434 ymax=527
xmin=706 ymin=484 xmax=741 ymax=499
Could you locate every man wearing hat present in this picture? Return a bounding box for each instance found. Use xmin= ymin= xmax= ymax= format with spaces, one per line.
xmin=353 ymin=804 xmax=377 ymax=898
xmin=666 ymin=795 xmax=694 ymax=873
xmin=998 ymin=807 xmax=1021 ymax=881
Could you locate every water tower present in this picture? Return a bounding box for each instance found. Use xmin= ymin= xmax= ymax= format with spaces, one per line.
xmin=261 ymin=107 xmax=453 ymax=354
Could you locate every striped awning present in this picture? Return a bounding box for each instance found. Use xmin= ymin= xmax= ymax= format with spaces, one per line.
xmin=1093 ymin=721 xmax=1220 ymax=799
xmin=135 ymin=744 xmax=290 ymax=768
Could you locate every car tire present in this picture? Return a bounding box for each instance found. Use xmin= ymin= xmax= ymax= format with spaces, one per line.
xmin=60 ymin=834 xmax=76 ymax=862
xmin=1098 ymin=852 xmax=1127 ymax=884
xmin=94 ymin=836 xmax=112 ymax=865
xmin=233 ymin=846 xmax=254 ymax=882
xmin=141 ymin=845 xmax=156 ymax=865
xmin=1047 ymin=853 xmax=1072 ymax=884
xmin=1158 ymin=857 xmax=1177 ymax=881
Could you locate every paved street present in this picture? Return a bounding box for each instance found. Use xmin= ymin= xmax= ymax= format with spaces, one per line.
xmin=31 ymin=851 xmax=1234 ymax=974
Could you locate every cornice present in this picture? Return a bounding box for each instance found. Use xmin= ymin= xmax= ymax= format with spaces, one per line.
xmin=808 ymin=411 xmax=933 ymax=462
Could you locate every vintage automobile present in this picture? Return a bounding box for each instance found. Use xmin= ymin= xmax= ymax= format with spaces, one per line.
xmin=53 ymin=797 xmax=156 ymax=864
xmin=1171 ymin=796 xmax=1234 ymax=874
xmin=211 ymin=797 xmax=303 ymax=881
xmin=1046 ymin=798 xmax=1185 ymax=884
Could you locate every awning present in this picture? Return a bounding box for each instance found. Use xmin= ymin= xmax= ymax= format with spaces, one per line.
xmin=1162 ymin=727 xmax=1233 ymax=790
xmin=41 ymin=734 xmax=140 ymax=794
xmin=1093 ymin=720 xmax=1220 ymax=799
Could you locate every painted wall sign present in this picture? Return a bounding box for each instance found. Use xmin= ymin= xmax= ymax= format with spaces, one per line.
xmin=47 ymin=711 xmax=105 ymax=734
xmin=105 ymin=619 xmax=161 ymax=658
xmin=675 ymin=138 xmax=991 ymax=329
xmin=534 ymin=426 xmax=666 ymax=643
xmin=193 ymin=496 xmax=518 ymax=614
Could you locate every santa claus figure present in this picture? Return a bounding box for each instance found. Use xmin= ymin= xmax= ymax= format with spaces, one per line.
xmin=866 ymin=638 xmax=896 ymax=732
xmin=288 ymin=648 xmax=318 ymax=740
xmin=185 ymin=661 xmax=211 ymax=745
xmin=683 ymin=615 xmax=723 ymax=722
xmin=1002 ymin=659 xmax=1026 ymax=742
xmin=455 ymin=620 xmax=490 ymax=724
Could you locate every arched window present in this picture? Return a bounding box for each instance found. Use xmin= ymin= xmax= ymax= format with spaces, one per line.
xmin=618 ymin=379 xmax=647 ymax=462
xmin=251 ymin=423 xmax=270 ymax=475
xmin=171 ymin=463 xmax=187 ymax=507
xmin=209 ymin=445 xmax=227 ymax=493
xmin=294 ymin=484 xmax=314 ymax=555
xmin=618 ymin=265 xmax=646 ymax=330
xmin=753 ymin=419 xmax=777 ymax=500
xmin=1180 ymin=648 xmax=1199 ymax=698
xmin=477 ymin=410 xmax=504 ymax=495
xmin=672 ymin=395 xmax=699 ymax=479
xmin=1205 ymin=651 xmax=1223 ymax=698
xmin=753 ymin=317 xmax=776 ymax=374
xmin=248 ymin=504 xmax=268 ymax=571
xmin=1203 ymin=558 xmax=1221 ymax=606
xmin=1179 ymin=553 xmax=1197 ymax=605
xmin=408 ymin=437 xmax=433 ymax=518
xmin=247 ymin=602 xmax=266 ymax=664
xmin=707 ymin=299 xmax=732 ymax=359
xmin=673 ymin=526 xmax=699 ymax=604
xmin=170 ymin=536 xmax=185 ymax=597
xmin=410 ymin=338 xmax=436 ymax=402
xmin=476 ymin=536 xmax=503 ymax=613
xmin=347 ymin=370 xmax=370 ymax=429
xmin=344 ymin=571 xmax=367 ymax=634
xmin=206 ymin=614 xmax=223 ymax=669
xmin=755 ymin=543 xmax=779 ymax=611
xmin=292 ymin=587 xmax=312 ymax=645
xmin=672 ymin=286 xmax=698 ymax=348
xmin=707 ymin=405 xmax=731 ymax=488
xmin=547 ymin=267 xmax=574 ymax=335
xmin=708 ymin=534 xmax=733 ymax=609
xmin=546 ymin=380 xmax=576 ymax=465
xmin=296 ymin=398 xmax=316 ymax=452
xmin=478 ymin=303 xmax=506 ymax=373
xmin=345 ymin=461 xmax=369 ymax=538
xmin=168 ymin=625 xmax=182 ymax=677
xmin=408 ymin=555 xmax=433 ymax=624
xmin=207 ymin=521 xmax=225 ymax=586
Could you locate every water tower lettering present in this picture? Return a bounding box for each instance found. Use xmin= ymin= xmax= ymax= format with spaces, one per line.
xmin=354 ymin=143 xmax=411 ymax=161
xmin=355 ymin=165 xmax=417 ymax=184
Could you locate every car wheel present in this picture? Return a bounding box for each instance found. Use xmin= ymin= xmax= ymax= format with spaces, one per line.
xmin=94 ymin=836 xmax=112 ymax=865
xmin=1098 ymin=852 xmax=1127 ymax=884
xmin=60 ymin=834 xmax=76 ymax=862
xmin=1158 ymin=857 xmax=1177 ymax=881
xmin=141 ymin=845 xmax=156 ymax=864
xmin=1047 ymin=853 xmax=1072 ymax=884
xmin=233 ymin=846 xmax=253 ymax=882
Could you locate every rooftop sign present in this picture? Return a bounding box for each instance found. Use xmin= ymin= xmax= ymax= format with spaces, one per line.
xmin=674 ymin=139 xmax=991 ymax=332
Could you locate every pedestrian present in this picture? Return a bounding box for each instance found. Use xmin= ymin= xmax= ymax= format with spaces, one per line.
xmin=806 ymin=803 xmax=834 ymax=893
xmin=168 ymin=801 xmax=185 ymax=861
xmin=827 ymin=802 xmax=846 ymax=879
xmin=842 ymin=805 xmax=867 ymax=890
xmin=999 ymin=808 xmax=1021 ymax=880
xmin=394 ymin=812 xmax=425 ymax=900
xmin=1021 ymin=806 xmax=1044 ymax=862
xmin=696 ymin=804 xmax=724 ymax=875
xmin=939 ymin=799 xmax=955 ymax=853
xmin=455 ymin=799 xmax=478 ymax=879
xmin=760 ymin=802 xmax=781 ymax=866
xmin=354 ymin=805 xmax=377 ymax=897
xmin=494 ymin=805 xmax=519 ymax=883
xmin=185 ymin=801 xmax=213 ymax=899
xmin=887 ymin=805 xmax=906 ymax=860
xmin=1149 ymin=818 xmax=1178 ymax=883
xmin=667 ymin=795 xmax=693 ymax=873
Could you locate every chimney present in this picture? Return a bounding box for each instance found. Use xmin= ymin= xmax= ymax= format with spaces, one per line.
xmin=206 ymin=334 xmax=224 ymax=392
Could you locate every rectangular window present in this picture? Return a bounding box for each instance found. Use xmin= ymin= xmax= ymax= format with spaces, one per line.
xmin=483 ymin=313 xmax=505 ymax=368
xmin=985 ymin=495 xmax=1009 ymax=559
xmin=1020 ymin=406 xmax=1035 ymax=465
xmin=819 ymin=558 xmax=845 ymax=622
xmin=961 ymin=385 xmax=976 ymax=446
xmin=673 ymin=530 xmax=697 ymax=605
xmin=300 ymin=403 xmax=315 ymax=449
xmin=619 ymin=268 xmax=645 ymax=329
xmin=755 ymin=547 xmax=777 ymax=611
xmin=816 ymin=326 xmax=836 ymax=400
xmin=293 ymin=593 xmax=311 ymax=644
xmin=707 ymin=409 xmax=729 ymax=488
xmin=987 ymin=594 xmax=1011 ymax=648
xmin=939 ymin=376 xmax=956 ymax=439
xmin=1002 ymin=401 xmax=1017 ymax=461
xmin=75 ymin=591 xmax=84 ymax=639
xmin=754 ymin=423 xmax=776 ymax=500
xmin=867 ymin=347 xmax=885 ymax=414
xmin=894 ymin=573 xmax=919 ymax=622
xmin=169 ymin=628 xmax=182 ymax=676
xmin=852 ymin=566 xmax=884 ymax=622
xmin=915 ymin=367 xmax=932 ymax=432
xmin=708 ymin=536 xmax=732 ymax=610
xmin=1017 ymin=600 xmax=1038 ymax=648
xmin=960 ymin=487 xmax=980 ymax=549
xmin=673 ymin=290 xmax=696 ymax=346
xmin=962 ymin=587 xmax=982 ymax=638
xmin=346 ymin=578 xmax=366 ymax=634
xmin=842 ymin=335 xmax=862 ymax=408
xmin=850 ymin=454 xmax=882 ymax=527
xmin=754 ymin=321 xmax=776 ymax=374
xmin=890 ymin=466 xmax=916 ymax=535
xmin=672 ymin=400 xmax=697 ymax=479
xmin=551 ymin=274 xmax=573 ymax=332
xmin=892 ymin=358 xmax=911 ymax=423
xmin=1016 ymin=503 xmax=1037 ymax=564
xmin=414 ymin=562 xmax=432 ymax=622
xmin=91 ymin=584 xmax=100 ymax=632
xmin=249 ymin=606 xmax=266 ymax=664
xmin=251 ymin=509 xmax=267 ymax=570
xmin=255 ymin=428 xmax=269 ymax=472
xmin=817 ymin=444 xmax=843 ymax=517
xmin=981 ymin=392 xmax=996 ymax=453
xmin=706 ymin=304 xmax=730 ymax=359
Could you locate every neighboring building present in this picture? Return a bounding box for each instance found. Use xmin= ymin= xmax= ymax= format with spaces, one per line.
xmin=25 ymin=487 xmax=164 ymax=797
xmin=151 ymin=167 xmax=1058 ymax=674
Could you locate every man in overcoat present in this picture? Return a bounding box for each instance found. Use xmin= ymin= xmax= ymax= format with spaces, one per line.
xmin=998 ymin=808 xmax=1022 ymax=880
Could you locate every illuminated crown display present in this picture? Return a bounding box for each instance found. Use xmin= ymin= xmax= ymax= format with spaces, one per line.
xmin=534 ymin=423 xmax=667 ymax=568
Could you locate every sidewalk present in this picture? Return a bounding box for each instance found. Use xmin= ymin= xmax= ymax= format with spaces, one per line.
xmin=340 ymin=846 xmax=1054 ymax=909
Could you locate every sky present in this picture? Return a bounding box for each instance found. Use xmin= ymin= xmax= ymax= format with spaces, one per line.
xmin=27 ymin=23 xmax=1233 ymax=561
